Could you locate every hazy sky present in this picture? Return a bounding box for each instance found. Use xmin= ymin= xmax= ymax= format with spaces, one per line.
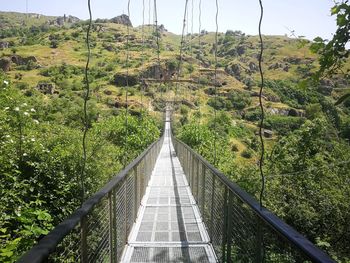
xmin=1 ymin=0 xmax=337 ymax=40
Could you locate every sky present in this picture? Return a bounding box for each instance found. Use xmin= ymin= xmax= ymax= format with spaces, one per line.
xmin=0 ymin=0 xmax=337 ymax=41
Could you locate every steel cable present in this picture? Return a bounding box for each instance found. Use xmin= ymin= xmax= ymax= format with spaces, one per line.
xmin=148 ymin=0 xmax=151 ymax=26
xmin=81 ymin=0 xmax=92 ymax=202
xmin=188 ymin=0 xmax=194 ymax=101
xmin=124 ymin=0 xmax=131 ymax=167
xmin=138 ymin=0 xmax=146 ymax=144
xmin=258 ymin=0 xmax=265 ymax=210
xmin=258 ymin=0 xmax=266 ymax=261
xmin=266 ymin=159 xmax=350 ymax=179
xmin=175 ymin=0 xmax=189 ymax=106
xmin=153 ymin=0 xmax=162 ymax=101
xmin=141 ymin=0 xmax=145 ymax=112
xmin=197 ymin=0 xmax=202 ymax=119
xmin=213 ymin=0 xmax=219 ymax=166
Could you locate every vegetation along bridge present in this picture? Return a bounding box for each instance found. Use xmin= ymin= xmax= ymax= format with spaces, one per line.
xmin=18 ymin=110 xmax=334 ymax=262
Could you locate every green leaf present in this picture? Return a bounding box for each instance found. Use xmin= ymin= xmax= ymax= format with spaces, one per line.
xmin=0 ymin=250 xmax=14 ymax=258
xmin=337 ymin=14 xmax=347 ymax=26
xmin=331 ymin=6 xmax=338 ymax=15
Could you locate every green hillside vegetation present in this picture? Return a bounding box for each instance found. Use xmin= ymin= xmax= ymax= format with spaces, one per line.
xmin=0 ymin=9 xmax=349 ymax=262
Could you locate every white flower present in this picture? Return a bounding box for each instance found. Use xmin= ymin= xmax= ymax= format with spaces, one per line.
xmin=23 ymin=153 xmax=28 ymax=156
xmin=3 ymin=80 xmax=9 ymax=85
xmin=24 ymin=112 xmax=29 ymax=116
xmin=4 ymin=107 xmax=9 ymax=111
xmin=30 ymin=108 xmax=36 ymax=112
xmin=31 ymin=138 xmax=35 ymax=142
xmin=14 ymin=107 xmax=20 ymax=112
xmin=22 ymin=103 xmax=27 ymax=107
xmin=33 ymin=119 xmax=39 ymax=124
xmin=10 ymin=139 xmax=14 ymax=143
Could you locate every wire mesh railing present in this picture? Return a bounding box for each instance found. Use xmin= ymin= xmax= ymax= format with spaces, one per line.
xmin=172 ymin=135 xmax=335 ymax=263
xmin=18 ymin=135 xmax=164 ymax=263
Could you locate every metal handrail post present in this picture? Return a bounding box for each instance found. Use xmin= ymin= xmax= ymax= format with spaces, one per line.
xmin=221 ymin=187 xmax=229 ymax=262
xmin=226 ymin=191 xmax=234 ymax=263
xmin=133 ymin=167 xmax=138 ymax=222
xmin=81 ymin=216 xmax=88 ymax=262
xmin=209 ymin=175 xmax=216 ymax=242
xmin=108 ymin=192 xmax=115 ymax=263
xmin=201 ymin=163 xmax=206 ymax=213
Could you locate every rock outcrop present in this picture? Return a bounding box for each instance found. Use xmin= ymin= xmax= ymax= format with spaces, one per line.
xmin=266 ymin=107 xmax=305 ymax=117
xmin=49 ymin=15 xmax=80 ymax=26
xmin=110 ymin=14 xmax=132 ymax=27
xmin=225 ymin=63 xmax=241 ymax=80
xmin=36 ymin=83 xmax=56 ymax=95
xmin=10 ymin=55 xmax=37 ymax=65
xmin=112 ymin=73 xmax=138 ymax=86
xmin=0 ymin=41 xmax=9 ymax=49
xmin=0 ymin=58 xmax=11 ymax=72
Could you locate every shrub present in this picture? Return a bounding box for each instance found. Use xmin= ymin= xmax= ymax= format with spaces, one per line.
xmin=231 ymin=144 xmax=239 ymax=152
xmin=241 ymin=149 xmax=253 ymax=158
xmin=264 ymin=116 xmax=305 ymax=135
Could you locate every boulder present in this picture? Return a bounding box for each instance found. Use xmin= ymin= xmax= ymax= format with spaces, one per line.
xmin=11 ymin=55 xmax=37 ymax=65
xmin=266 ymin=107 xmax=305 ymax=117
xmin=0 ymin=58 xmax=11 ymax=72
xmin=283 ymin=57 xmax=302 ymax=64
xmin=36 ymin=83 xmax=55 ymax=95
xmin=236 ymin=45 xmax=246 ymax=56
xmin=248 ymin=62 xmax=258 ymax=72
xmin=225 ymin=63 xmax=241 ymax=80
xmin=0 ymin=41 xmax=9 ymax=49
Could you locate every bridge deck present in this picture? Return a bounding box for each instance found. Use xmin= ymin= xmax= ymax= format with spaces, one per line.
xmin=121 ymin=121 xmax=217 ymax=262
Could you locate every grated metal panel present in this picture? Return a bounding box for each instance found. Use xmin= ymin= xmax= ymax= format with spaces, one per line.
xmin=129 ymin=246 xmax=213 ymax=263
xmin=121 ymin=121 xmax=217 ymax=262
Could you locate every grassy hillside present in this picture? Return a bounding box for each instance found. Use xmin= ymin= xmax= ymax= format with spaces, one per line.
xmin=0 ymin=10 xmax=349 ymax=166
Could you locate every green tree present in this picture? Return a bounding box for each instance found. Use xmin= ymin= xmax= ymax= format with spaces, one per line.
xmin=267 ymin=118 xmax=350 ymax=261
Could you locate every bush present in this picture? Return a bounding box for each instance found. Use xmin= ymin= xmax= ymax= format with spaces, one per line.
xmin=244 ymin=108 xmax=261 ymax=122
xmin=227 ymin=90 xmax=251 ymax=110
xmin=264 ymin=116 xmax=305 ymax=135
xmin=231 ymin=144 xmax=239 ymax=152
xmin=241 ymin=149 xmax=253 ymax=158
xmin=265 ymin=80 xmax=320 ymax=109
xmin=180 ymin=105 xmax=189 ymax=115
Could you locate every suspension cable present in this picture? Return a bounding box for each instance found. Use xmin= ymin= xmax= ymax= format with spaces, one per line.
xmin=81 ymin=0 xmax=92 ymax=202
xmin=267 ymin=159 xmax=350 ymax=179
xmin=175 ymin=0 xmax=189 ymax=105
xmin=153 ymin=0 xmax=162 ymax=101
xmin=124 ymin=0 xmax=131 ymax=167
xmin=212 ymin=0 xmax=219 ymax=166
xmin=258 ymin=0 xmax=265 ymax=210
xmin=141 ymin=0 xmax=145 ymax=112
xmin=197 ymin=0 xmax=202 ymax=121
xmin=191 ymin=0 xmax=194 ymax=45
xmin=187 ymin=0 xmax=194 ymax=101
xmin=148 ymin=0 xmax=151 ymax=26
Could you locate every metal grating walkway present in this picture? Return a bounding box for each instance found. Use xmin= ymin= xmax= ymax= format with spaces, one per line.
xmin=120 ymin=120 xmax=217 ymax=262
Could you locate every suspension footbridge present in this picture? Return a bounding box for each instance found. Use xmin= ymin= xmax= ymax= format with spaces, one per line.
xmin=19 ymin=110 xmax=334 ymax=263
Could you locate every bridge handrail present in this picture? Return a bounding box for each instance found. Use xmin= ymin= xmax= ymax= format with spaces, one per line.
xmin=172 ymin=135 xmax=335 ymax=263
xmin=18 ymin=134 xmax=164 ymax=263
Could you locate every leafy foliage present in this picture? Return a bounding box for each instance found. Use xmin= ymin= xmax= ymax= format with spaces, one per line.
xmin=310 ymin=1 xmax=350 ymax=78
xmin=265 ymin=80 xmax=320 ymax=109
xmin=0 ymin=74 xmax=160 ymax=261
xmin=267 ymin=118 xmax=350 ymax=260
